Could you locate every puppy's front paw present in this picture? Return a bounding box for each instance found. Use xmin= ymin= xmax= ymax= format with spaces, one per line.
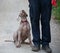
xmin=16 ymin=42 xmax=21 ymax=48
xmin=30 ymin=43 xmax=33 ymax=47
xmin=29 ymin=41 xmax=33 ymax=47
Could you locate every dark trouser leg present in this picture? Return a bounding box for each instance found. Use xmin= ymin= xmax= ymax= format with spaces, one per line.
xmin=29 ymin=0 xmax=40 ymax=47
xmin=41 ymin=0 xmax=52 ymax=46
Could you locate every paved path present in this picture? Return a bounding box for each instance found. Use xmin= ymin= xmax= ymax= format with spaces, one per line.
xmin=0 ymin=0 xmax=60 ymax=53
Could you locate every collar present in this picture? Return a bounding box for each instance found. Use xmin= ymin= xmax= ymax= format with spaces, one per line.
xmin=21 ymin=20 xmax=27 ymax=23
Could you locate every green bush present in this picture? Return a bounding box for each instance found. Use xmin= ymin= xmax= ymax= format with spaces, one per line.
xmin=52 ymin=0 xmax=60 ymax=20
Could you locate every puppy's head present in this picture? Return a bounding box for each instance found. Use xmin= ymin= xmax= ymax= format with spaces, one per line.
xmin=19 ymin=10 xmax=28 ymax=18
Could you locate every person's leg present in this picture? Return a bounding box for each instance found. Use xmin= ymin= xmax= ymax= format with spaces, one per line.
xmin=41 ymin=0 xmax=52 ymax=46
xmin=29 ymin=0 xmax=40 ymax=48
xmin=41 ymin=0 xmax=52 ymax=53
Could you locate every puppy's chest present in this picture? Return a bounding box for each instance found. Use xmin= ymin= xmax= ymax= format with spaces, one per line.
xmin=20 ymin=22 xmax=30 ymax=32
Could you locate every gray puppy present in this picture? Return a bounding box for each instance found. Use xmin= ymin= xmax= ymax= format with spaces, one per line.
xmin=13 ymin=10 xmax=32 ymax=48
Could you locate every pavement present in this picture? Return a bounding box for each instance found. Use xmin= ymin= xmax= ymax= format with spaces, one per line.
xmin=0 ymin=0 xmax=60 ymax=53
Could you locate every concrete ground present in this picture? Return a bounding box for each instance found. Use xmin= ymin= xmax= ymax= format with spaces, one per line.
xmin=0 ymin=0 xmax=60 ymax=53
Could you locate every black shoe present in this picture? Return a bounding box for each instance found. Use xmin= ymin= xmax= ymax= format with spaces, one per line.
xmin=42 ymin=45 xmax=52 ymax=53
xmin=31 ymin=45 xmax=40 ymax=52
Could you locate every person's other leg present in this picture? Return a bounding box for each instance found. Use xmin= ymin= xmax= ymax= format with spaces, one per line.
xmin=41 ymin=0 xmax=52 ymax=53
xmin=41 ymin=0 xmax=52 ymax=46
xmin=29 ymin=0 xmax=40 ymax=47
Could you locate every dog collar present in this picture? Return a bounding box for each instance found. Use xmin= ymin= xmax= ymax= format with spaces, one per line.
xmin=21 ymin=20 xmax=28 ymax=23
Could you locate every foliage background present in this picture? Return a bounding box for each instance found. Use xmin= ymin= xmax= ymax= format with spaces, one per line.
xmin=52 ymin=0 xmax=60 ymax=20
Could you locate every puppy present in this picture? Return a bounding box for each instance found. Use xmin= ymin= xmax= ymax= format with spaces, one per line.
xmin=13 ymin=10 xmax=32 ymax=48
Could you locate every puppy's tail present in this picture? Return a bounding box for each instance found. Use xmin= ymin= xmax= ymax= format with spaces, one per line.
xmin=4 ymin=40 xmax=14 ymax=42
